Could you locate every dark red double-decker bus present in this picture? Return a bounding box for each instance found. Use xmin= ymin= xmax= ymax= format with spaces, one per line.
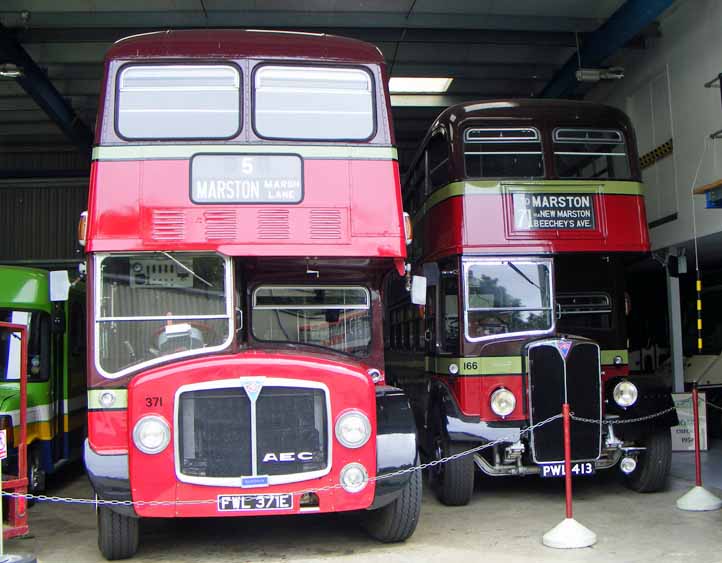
xmin=386 ymin=99 xmax=677 ymax=506
xmin=82 ymin=30 xmax=420 ymax=559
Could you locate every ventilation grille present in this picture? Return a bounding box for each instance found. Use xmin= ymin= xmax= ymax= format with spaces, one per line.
xmin=204 ymin=210 xmax=237 ymax=240
xmin=310 ymin=209 xmax=342 ymax=239
xmin=257 ymin=209 xmax=290 ymax=239
xmin=151 ymin=210 xmax=185 ymax=241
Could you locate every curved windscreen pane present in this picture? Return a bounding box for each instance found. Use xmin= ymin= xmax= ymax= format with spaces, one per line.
xmin=254 ymin=66 xmax=374 ymax=140
xmin=465 ymin=260 xmax=552 ymax=340
xmin=252 ymin=286 xmax=371 ymax=356
xmin=117 ymin=65 xmax=240 ymax=139
xmin=96 ymin=253 xmax=231 ymax=376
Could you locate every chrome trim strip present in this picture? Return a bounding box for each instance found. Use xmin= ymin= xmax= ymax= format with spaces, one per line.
xmin=173 ymin=377 xmax=333 ymax=488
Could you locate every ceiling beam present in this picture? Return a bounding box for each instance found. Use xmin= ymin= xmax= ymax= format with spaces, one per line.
xmin=540 ymin=0 xmax=675 ymax=98
xmin=0 ymin=22 xmax=93 ymax=153
xmin=0 ymin=11 xmax=607 ymax=33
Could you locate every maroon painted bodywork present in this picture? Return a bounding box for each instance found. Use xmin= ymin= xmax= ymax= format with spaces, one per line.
xmin=420 ymin=192 xmax=649 ymax=262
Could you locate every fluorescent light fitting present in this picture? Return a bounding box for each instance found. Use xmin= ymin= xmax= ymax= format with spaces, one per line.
xmin=0 ymin=63 xmax=23 ymax=78
xmin=389 ymin=77 xmax=453 ymax=93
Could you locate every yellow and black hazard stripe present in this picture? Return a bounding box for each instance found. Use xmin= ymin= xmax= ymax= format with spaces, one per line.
xmin=640 ymin=139 xmax=673 ymax=170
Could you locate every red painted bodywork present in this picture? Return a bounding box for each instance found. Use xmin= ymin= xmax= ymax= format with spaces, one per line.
xmin=88 ymin=410 xmax=128 ymax=454
xmin=124 ymin=351 xmax=377 ymax=517
xmin=86 ymin=29 xmax=405 ymax=520
xmin=443 ymin=375 xmax=526 ymax=421
xmin=420 ymin=192 xmax=649 ymax=262
xmin=87 ymin=158 xmax=406 ymax=257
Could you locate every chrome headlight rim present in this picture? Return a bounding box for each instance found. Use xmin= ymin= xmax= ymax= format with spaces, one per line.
xmin=132 ymin=415 xmax=171 ymax=455
xmin=339 ymin=462 xmax=368 ymax=493
xmin=490 ymin=387 xmax=516 ymax=417
xmin=335 ymin=409 xmax=371 ymax=449
xmin=613 ymin=380 xmax=638 ymax=408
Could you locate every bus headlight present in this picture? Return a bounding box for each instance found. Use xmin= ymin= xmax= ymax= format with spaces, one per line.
xmin=490 ymin=388 xmax=516 ymax=417
xmin=613 ymin=381 xmax=638 ymax=408
xmin=340 ymin=463 xmax=368 ymax=493
xmin=133 ymin=415 xmax=171 ymax=454
xmin=335 ymin=410 xmax=371 ymax=448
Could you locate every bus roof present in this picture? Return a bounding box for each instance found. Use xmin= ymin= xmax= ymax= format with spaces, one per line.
xmin=429 ymin=99 xmax=634 ymax=135
xmin=0 ymin=266 xmax=49 ymax=310
xmin=106 ymin=29 xmax=385 ymax=64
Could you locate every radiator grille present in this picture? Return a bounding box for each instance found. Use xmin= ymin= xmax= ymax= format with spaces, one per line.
xmin=527 ymin=340 xmax=601 ymax=463
xmin=177 ymin=383 xmax=328 ymax=481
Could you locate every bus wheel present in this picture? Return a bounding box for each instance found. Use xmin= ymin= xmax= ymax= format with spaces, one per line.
xmin=98 ymin=506 xmax=139 ymax=560
xmin=363 ymin=459 xmax=422 ymax=542
xmin=624 ymin=429 xmax=672 ymax=493
xmin=430 ymin=439 xmax=474 ymax=506
xmin=27 ymin=448 xmax=46 ymax=506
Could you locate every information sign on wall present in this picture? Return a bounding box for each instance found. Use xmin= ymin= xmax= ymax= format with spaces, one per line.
xmin=672 ymin=392 xmax=708 ymax=451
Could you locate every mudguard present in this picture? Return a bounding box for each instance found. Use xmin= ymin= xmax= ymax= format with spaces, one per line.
xmin=368 ymin=386 xmax=418 ymax=510
xmin=604 ymin=374 xmax=679 ymax=441
xmin=84 ymin=440 xmax=137 ymax=517
xmin=427 ymin=380 xmax=521 ymax=451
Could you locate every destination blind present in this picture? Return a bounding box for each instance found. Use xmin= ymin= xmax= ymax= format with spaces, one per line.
xmin=191 ymin=154 xmax=303 ymax=204
xmin=512 ymin=193 xmax=596 ymax=230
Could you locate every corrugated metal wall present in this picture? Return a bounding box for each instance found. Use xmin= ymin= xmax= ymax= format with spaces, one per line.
xmin=0 ymin=178 xmax=88 ymax=263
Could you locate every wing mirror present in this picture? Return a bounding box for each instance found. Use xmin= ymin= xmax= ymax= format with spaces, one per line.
xmin=410 ymin=275 xmax=427 ymax=305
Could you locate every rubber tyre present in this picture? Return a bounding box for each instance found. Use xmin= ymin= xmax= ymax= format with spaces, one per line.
xmin=624 ymin=428 xmax=672 ymax=493
xmin=28 ymin=448 xmax=46 ymax=495
xmin=431 ymin=441 xmax=475 ymax=506
xmin=363 ymin=464 xmax=422 ymax=543
xmin=97 ymin=505 xmax=139 ymax=560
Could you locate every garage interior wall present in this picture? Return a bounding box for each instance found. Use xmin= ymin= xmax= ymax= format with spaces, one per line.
xmin=0 ymin=179 xmax=87 ymax=263
xmin=589 ymin=0 xmax=722 ymax=252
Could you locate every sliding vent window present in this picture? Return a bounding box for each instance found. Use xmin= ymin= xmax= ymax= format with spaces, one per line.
xmin=553 ymin=128 xmax=631 ymax=179
xmin=464 ymin=128 xmax=543 ymax=178
xmin=117 ymin=65 xmax=240 ymax=139
xmin=252 ymin=286 xmax=371 ymax=356
xmin=254 ymin=66 xmax=374 ymax=140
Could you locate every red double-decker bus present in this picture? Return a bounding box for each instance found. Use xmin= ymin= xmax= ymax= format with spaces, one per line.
xmin=386 ymin=100 xmax=677 ymax=506
xmin=82 ymin=30 xmax=420 ymax=559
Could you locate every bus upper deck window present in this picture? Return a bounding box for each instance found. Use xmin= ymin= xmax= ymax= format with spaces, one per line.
xmin=553 ymin=128 xmax=631 ymax=179
xmin=117 ymin=65 xmax=241 ymax=140
xmin=463 ymin=128 xmax=543 ymax=179
xmin=254 ymin=66 xmax=374 ymax=140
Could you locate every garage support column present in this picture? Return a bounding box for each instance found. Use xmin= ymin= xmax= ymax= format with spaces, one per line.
xmin=666 ymin=248 xmax=685 ymax=393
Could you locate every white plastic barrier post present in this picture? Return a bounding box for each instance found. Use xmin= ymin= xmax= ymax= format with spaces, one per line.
xmin=543 ymin=403 xmax=597 ymax=549
xmin=676 ymin=385 xmax=722 ymax=511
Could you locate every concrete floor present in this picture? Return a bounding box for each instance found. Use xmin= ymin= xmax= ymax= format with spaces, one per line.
xmin=8 ymin=455 xmax=722 ymax=563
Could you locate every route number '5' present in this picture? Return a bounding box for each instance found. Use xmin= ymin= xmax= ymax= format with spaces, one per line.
xmin=241 ymin=157 xmax=254 ymax=175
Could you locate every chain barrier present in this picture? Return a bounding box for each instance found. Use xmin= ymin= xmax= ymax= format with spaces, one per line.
xmin=0 ymin=413 xmax=563 ymax=508
xmin=4 ymin=397 xmax=722 ymax=508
